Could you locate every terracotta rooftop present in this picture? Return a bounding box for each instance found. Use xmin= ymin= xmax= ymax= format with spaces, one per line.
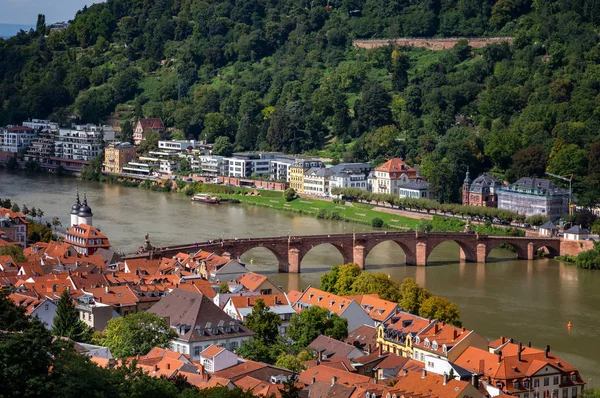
xmin=375 ymin=158 xmax=417 ymax=179
xmin=296 ymin=287 xmax=356 ymax=315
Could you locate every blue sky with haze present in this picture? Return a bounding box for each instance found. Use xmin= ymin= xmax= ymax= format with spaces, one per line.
xmin=0 ymin=0 xmax=100 ymax=25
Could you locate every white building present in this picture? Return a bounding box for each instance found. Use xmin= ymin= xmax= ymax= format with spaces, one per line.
xmin=399 ymin=180 xmax=434 ymax=199
xmin=226 ymin=152 xmax=282 ymax=178
xmin=149 ymin=289 xmax=254 ymax=358
xmin=222 ymin=294 xmax=295 ymax=335
xmin=199 ymin=155 xmax=227 ymax=175
xmin=54 ymin=124 xmax=114 ymax=161
xmin=199 ymin=345 xmax=239 ymax=373
xmin=158 ymin=140 xmax=199 ymax=152
xmin=270 ymin=156 xmax=296 ymax=182
xmin=563 ymin=225 xmax=589 ymax=241
xmin=2 ymin=126 xmax=38 ymax=153
xmin=328 ymin=163 xmax=372 ymax=196
xmin=372 ymin=158 xmax=420 ymax=195
xmin=122 ymin=156 xmax=160 ymax=177
xmin=303 ymin=167 xmax=333 ymax=197
xmin=22 ymin=119 xmax=59 ymax=132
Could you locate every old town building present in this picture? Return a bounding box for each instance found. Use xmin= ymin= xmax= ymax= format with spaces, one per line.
xmin=371 ymin=158 xmax=421 ymax=195
xmin=133 ymin=118 xmax=164 ymax=145
xmin=103 ymin=142 xmax=137 ymax=173
xmin=462 ymin=171 xmax=502 ymax=207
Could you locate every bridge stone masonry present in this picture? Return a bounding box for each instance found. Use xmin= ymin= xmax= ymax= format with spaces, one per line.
xmin=124 ymin=231 xmax=564 ymax=273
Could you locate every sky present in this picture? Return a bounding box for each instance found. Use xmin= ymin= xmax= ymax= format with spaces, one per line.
xmin=0 ymin=0 xmax=101 ymax=25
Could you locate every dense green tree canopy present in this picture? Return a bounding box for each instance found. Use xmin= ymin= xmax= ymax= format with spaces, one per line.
xmin=2 ymin=0 xmax=600 ymax=203
xmin=287 ymin=306 xmax=348 ymax=349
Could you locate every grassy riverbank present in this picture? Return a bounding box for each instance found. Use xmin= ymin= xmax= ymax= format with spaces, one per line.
xmin=218 ymin=193 xmax=422 ymax=230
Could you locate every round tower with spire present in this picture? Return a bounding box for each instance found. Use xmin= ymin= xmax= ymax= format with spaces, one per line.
xmin=70 ymin=189 xmax=81 ymax=226
xmin=77 ymin=191 xmax=93 ymax=226
xmin=462 ymin=167 xmax=472 ymax=206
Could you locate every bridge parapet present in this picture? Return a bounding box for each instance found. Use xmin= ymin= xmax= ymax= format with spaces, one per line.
xmin=125 ymin=232 xmax=563 ymax=272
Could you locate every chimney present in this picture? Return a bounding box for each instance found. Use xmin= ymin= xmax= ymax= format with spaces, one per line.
xmin=434 ymin=323 xmax=439 ymax=334
xmin=453 ymin=329 xmax=458 ymax=340
xmin=545 ymin=345 xmax=550 ymax=359
xmin=471 ymin=374 xmax=479 ymax=388
xmin=378 ymin=344 xmax=383 ymax=356
xmin=154 ymin=364 xmax=158 ymax=372
xmin=317 ymin=350 xmax=323 ymax=363
xmin=518 ymin=342 xmax=522 ymax=363
xmin=105 ymin=285 xmax=109 ymax=293
xmin=367 ymin=344 xmax=372 ymax=354
xmin=528 ymin=341 xmax=531 ymax=348
xmin=478 ymin=359 xmax=484 ymax=375
xmin=311 ymin=377 xmax=316 ymax=385
xmin=331 ymin=376 xmax=337 ymax=386
xmin=422 ymin=369 xmax=427 ymax=378
xmin=443 ymin=373 xmax=448 ymax=385
xmin=497 ymin=350 xmax=502 ymax=363
xmin=167 ymin=363 xmax=171 ymax=370
xmin=501 ymin=336 xmax=505 ymax=344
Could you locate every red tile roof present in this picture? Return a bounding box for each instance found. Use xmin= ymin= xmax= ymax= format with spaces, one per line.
xmin=200 ymin=345 xmax=225 ymax=359
xmin=343 ymin=294 xmax=398 ymax=322
xmin=138 ymin=118 xmax=164 ymax=130
xmin=375 ymin=158 xmax=418 ymax=179
xmin=296 ymin=287 xmax=356 ymax=315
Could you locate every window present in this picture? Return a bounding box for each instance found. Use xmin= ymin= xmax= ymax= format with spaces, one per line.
xmin=563 ymin=389 xmax=568 ymax=398
xmin=525 ymin=380 xmax=530 ymax=389
xmin=553 ymin=390 xmax=558 ymax=398
xmin=194 ymin=346 xmax=200 ymax=356
xmin=534 ymin=379 xmax=540 ymax=388
xmin=545 ymin=377 xmax=550 ymax=386
xmin=524 ymin=394 xmax=529 ymax=398
xmin=534 ymin=392 xmax=539 ymax=398
xmin=44 ymin=304 xmax=49 ymax=311
xmin=554 ymin=376 xmax=560 ymax=385
xmin=571 ymin=374 xmax=577 ymax=382
xmin=513 ymin=382 xmax=519 ymax=390
xmin=572 ymin=387 xmax=578 ymax=398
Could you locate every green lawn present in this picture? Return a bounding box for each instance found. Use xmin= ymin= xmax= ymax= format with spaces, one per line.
xmin=218 ymin=194 xmax=421 ymax=230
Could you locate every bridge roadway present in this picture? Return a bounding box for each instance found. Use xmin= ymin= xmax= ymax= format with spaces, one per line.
xmin=123 ymin=231 xmax=562 ymax=273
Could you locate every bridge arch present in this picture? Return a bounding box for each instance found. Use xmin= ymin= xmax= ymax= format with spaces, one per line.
xmin=234 ymin=243 xmax=289 ymax=272
xmin=532 ymin=241 xmax=560 ymax=257
xmin=363 ymin=239 xmax=416 ymax=268
xmin=483 ymin=239 xmax=529 ymax=261
xmin=298 ymin=242 xmax=354 ymax=269
xmin=425 ymin=238 xmax=477 ymax=265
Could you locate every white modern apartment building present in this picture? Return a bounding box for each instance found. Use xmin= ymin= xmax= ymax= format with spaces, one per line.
xmin=158 ymin=140 xmax=199 ymax=152
xmin=2 ymin=126 xmax=38 ymax=154
xmin=304 ymin=167 xmax=334 ymax=197
xmin=22 ymin=119 xmax=59 ymax=132
xmin=54 ymin=124 xmax=114 ymax=161
xmin=198 ymin=155 xmax=228 ymax=175
xmin=226 ymin=152 xmax=283 ymax=178
xmin=269 ymin=156 xmax=296 ymax=182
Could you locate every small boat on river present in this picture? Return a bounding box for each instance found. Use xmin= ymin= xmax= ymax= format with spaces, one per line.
xmin=191 ymin=193 xmax=221 ymax=204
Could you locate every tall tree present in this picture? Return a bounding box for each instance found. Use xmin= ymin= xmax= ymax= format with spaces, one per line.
xmin=287 ymin=306 xmax=347 ymax=349
xmin=52 ymin=289 xmax=92 ymax=342
xmin=98 ymin=312 xmax=176 ymax=358
xmin=399 ymin=277 xmax=431 ymax=315
xmin=243 ymin=299 xmax=282 ymax=345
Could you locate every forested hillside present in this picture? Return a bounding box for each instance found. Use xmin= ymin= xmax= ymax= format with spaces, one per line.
xmin=1 ymin=0 xmax=600 ymax=203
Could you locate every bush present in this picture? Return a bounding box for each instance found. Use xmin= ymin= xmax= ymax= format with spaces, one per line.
xmin=371 ymin=217 xmax=384 ymax=227
xmin=525 ymin=214 xmax=549 ymax=226
xmin=284 ymin=188 xmax=296 ymax=202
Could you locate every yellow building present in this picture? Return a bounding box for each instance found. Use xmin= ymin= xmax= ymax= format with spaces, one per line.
xmin=103 ymin=142 xmax=136 ymax=173
xmin=289 ymin=159 xmax=324 ymax=193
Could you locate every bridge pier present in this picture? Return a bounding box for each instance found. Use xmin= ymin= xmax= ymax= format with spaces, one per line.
xmin=415 ymin=242 xmax=427 ymax=266
xmin=526 ymin=242 xmax=534 ymax=260
xmin=353 ymin=245 xmax=366 ymax=270
xmin=477 ymin=244 xmax=486 ymax=263
xmin=288 ymin=248 xmax=300 ymax=273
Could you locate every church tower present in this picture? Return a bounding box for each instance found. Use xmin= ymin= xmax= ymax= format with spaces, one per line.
xmin=462 ymin=168 xmax=471 ymax=206
xmin=77 ymin=191 xmax=93 ymax=226
xmin=70 ymin=189 xmax=81 ymax=226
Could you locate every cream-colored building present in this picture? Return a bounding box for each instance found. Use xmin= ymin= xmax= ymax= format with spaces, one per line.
xmin=103 ymin=142 xmax=137 ymax=173
xmin=372 ymin=158 xmax=419 ymax=195
xmin=289 ymin=159 xmax=324 ymax=193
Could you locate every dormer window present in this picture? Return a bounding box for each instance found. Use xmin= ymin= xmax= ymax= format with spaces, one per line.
xmin=524 ymin=380 xmax=530 ymax=389
xmin=432 ymin=342 xmax=438 ymax=350
xmin=442 ymin=344 xmax=448 ymax=354
xmin=414 ymin=337 xmax=420 ymax=344
xmin=330 ymin=300 xmax=335 ymax=306
xmin=513 ymin=382 xmax=519 ymax=390
xmin=317 ymin=296 xmax=323 ymax=302
xmin=571 ymin=374 xmax=577 ymax=382
xmin=424 ymin=339 xmax=430 ymax=347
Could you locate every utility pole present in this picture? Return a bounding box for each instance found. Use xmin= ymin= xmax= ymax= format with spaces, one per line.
xmin=545 ymin=172 xmax=573 ymax=214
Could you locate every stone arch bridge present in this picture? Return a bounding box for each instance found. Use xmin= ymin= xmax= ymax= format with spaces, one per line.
xmin=124 ymin=231 xmax=562 ymax=273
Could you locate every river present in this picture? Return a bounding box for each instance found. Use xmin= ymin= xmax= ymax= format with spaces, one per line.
xmin=1 ymin=170 xmax=599 ymax=385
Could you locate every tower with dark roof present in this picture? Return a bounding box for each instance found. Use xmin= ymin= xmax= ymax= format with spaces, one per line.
xmin=462 ymin=168 xmax=471 ymax=206
xmin=70 ymin=189 xmax=81 ymax=227
xmin=77 ymin=191 xmax=94 ymax=226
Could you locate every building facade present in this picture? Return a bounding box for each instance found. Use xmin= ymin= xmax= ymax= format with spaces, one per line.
xmin=226 ymin=152 xmax=282 ymax=178
xmin=462 ymin=171 xmax=502 ymax=207
xmin=23 ymin=129 xmax=55 ymax=164
xmin=22 ymin=119 xmax=59 ymax=132
xmin=0 ymin=208 xmax=28 ymax=247
xmin=328 ymin=163 xmax=372 ymax=196
xmin=133 ymin=118 xmax=164 ymax=145
xmin=2 ymin=126 xmax=37 ymax=153
xmin=103 ymin=142 xmax=137 ymax=173
xmin=289 ymin=159 xmax=324 ymax=193
xmin=399 ymin=180 xmax=434 ymax=199
xmin=497 ymin=178 xmax=570 ymax=220
xmin=54 ymin=124 xmax=113 ymax=162
xmin=303 ymin=167 xmax=333 ymax=197
xmin=372 ymin=158 xmax=420 ymax=195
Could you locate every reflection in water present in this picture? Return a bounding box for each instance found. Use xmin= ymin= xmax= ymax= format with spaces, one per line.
xmin=2 ymin=170 xmax=600 ymax=386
